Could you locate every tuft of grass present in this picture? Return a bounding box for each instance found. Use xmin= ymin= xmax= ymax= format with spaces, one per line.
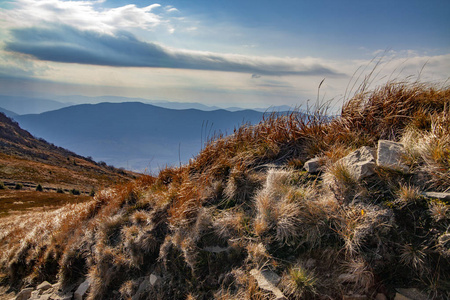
xmin=282 ymin=264 xmax=317 ymax=299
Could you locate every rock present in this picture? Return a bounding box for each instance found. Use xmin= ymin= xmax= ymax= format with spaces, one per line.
xmin=305 ymin=258 xmax=316 ymax=269
xmin=395 ymin=288 xmax=428 ymax=300
xmin=29 ymin=291 xmax=40 ymax=300
xmin=337 ymin=273 xmax=356 ymax=283
xmin=304 ymin=158 xmax=322 ymax=173
xmin=339 ymin=146 xmax=376 ymax=180
xmin=37 ymin=282 xmax=52 ymax=292
xmin=377 ymin=140 xmax=408 ymax=172
xmin=343 ymin=295 xmax=368 ymax=300
xmin=49 ymin=294 xmax=72 ymax=300
xmin=250 ymin=269 xmax=285 ymax=299
xmin=132 ymin=277 xmax=150 ymax=300
xmin=15 ymin=287 xmax=33 ymax=300
xmin=202 ymin=246 xmax=230 ymax=253
xmin=422 ymin=192 xmax=450 ymax=201
xmin=149 ymin=274 xmax=161 ymax=286
xmin=74 ymin=279 xmax=91 ymax=300
xmin=375 ymin=293 xmax=387 ymax=300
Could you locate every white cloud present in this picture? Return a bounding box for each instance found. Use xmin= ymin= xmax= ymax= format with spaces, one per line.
xmin=0 ymin=0 xmax=167 ymax=34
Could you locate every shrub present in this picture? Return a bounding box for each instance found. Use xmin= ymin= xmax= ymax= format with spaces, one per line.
xmin=36 ymin=184 xmax=43 ymax=192
xmin=70 ymin=189 xmax=80 ymax=195
xmin=0 ymin=181 xmax=5 ymax=190
xmin=14 ymin=183 xmax=23 ymax=190
xmin=56 ymin=187 xmax=64 ymax=194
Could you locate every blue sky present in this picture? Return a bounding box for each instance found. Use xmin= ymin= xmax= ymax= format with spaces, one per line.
xmin=0 ymin=0 xmax=449 ymax=108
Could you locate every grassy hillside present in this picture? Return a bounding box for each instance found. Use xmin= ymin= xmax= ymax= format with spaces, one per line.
xmin=0 ymin=80 xmax=449 ymax=299
xmin=0 ymin=112 xmax=136 ymax=189
xmin=0 ymin=112 xmax=138 ymax=217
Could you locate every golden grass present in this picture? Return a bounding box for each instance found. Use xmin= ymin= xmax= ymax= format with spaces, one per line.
xmin=0 ymin=79 xmax=449 ymax=299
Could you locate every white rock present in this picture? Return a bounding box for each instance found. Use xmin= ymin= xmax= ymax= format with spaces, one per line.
xmin=423 ymin=192 xmax=450 ymax=201
xmin=377 ymin=140 xmax=408 ymax=172
xmin=339 ymin=146 xmax=376 ymax=180
xmin=149 ymin=274 xmax=161 ymax=286
xmin=74 ymin=279 xmax=91 ymax=300
xmin=250 ymin=269 xmax=285 ymax=299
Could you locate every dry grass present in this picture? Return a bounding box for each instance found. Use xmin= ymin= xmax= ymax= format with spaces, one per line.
xmin=0 ymin=79 xmax=449 ymax=299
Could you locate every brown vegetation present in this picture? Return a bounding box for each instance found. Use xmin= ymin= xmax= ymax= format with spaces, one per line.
xmin=0 ymin=79 xmax=449 ymax=299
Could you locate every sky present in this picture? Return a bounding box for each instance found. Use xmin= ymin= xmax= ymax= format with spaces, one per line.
xmin=0 ymin=0 xmax=449 ymax=109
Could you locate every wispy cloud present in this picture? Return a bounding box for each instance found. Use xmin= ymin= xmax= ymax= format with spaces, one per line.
xmin=5 ymin=25 xmax=343 ymax=76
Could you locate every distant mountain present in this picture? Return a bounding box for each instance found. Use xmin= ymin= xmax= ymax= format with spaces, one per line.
xmin=0 ymin=112 xmax=136 ymax=191
xmin=53 ymin=95 xmax=222 ymax=111
xmin=226 ymin=105 xmax=295 ymax=112
xmin=0 ymin=95 xmax=71 ymax=115
xmin=0 ymin=106 xmax=17 ymax=118
xmin=53 ymin=95 xmax=293 ymax=112
xmin=15 ymin=102 xmax=266 ymax=172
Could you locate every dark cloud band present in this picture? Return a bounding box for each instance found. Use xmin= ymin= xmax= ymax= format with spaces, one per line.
xmin=6 ymin=25 xmax=343 ymax=77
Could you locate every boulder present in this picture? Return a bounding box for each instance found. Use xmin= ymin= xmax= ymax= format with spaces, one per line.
xmin=250 ymin=269 xmax=285 ymax=299
xmin=339 ymin=146 xmax=376 ymax=180
xmin=304 ymin=157 xmax=322 ymax=173
xmin=377 ymin=140 xmax=408 ymax=172
xmin=74 ymin=279 xmax=91 ymax=300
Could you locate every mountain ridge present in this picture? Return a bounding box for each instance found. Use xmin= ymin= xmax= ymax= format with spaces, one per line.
xmin=15 ymin=102 xmax=270 ymax=171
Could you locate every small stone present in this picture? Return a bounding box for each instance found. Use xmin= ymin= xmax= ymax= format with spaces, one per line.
xmin=74 ymin=279 xmax=91 ymax=300
xmin=422 ymin=192 xmax=450 ymax=201
xmin=15 ymin=287 xmax=33 ymax=300
xmin=305 ymin=258 xmax=316 ymax=269
xmin=37 ymin=281 xmax=52 ymax=292
xmin=338 ymin=273 xmax=356 ymax=283
xmin=377 ymin=140 xmax=408 ymax=172
xmin=250 ymin=269 xmax=285 ymax=299
xmin=202 ymin=246 xmax=230 ymax=253
xmin=132 ymin=277 xmax=150 ymax=300
xmin=29 ymin=291 xmax=40 ymax=300
xmin=395 ymin=288 xmax=428 ymax=300
xmin=375 ymin=293 xmax=387 ymax=300
xmin=304 ymin=157 xmax=322 ymax=173
xmin=149 ymin=274 xmax=161 ymax=286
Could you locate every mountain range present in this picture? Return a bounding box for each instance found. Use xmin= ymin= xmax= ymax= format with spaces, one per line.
xmin=15 ymin=102 xmax=269 ymax=172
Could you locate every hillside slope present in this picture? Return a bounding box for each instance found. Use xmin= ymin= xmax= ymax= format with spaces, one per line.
xmin=0 ymin=81 xmax=449 ymax=300
xmin=15 ymin=102 xmax=266 ymax=171
xmin=0 ymin=112 xmax=136 ymax=191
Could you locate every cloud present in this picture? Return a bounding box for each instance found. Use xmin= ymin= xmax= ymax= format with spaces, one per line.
xmin=0 ymin=0 xmax=164 ymax=34
xmin=5 ymin=25 xmax=343 ymax=77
